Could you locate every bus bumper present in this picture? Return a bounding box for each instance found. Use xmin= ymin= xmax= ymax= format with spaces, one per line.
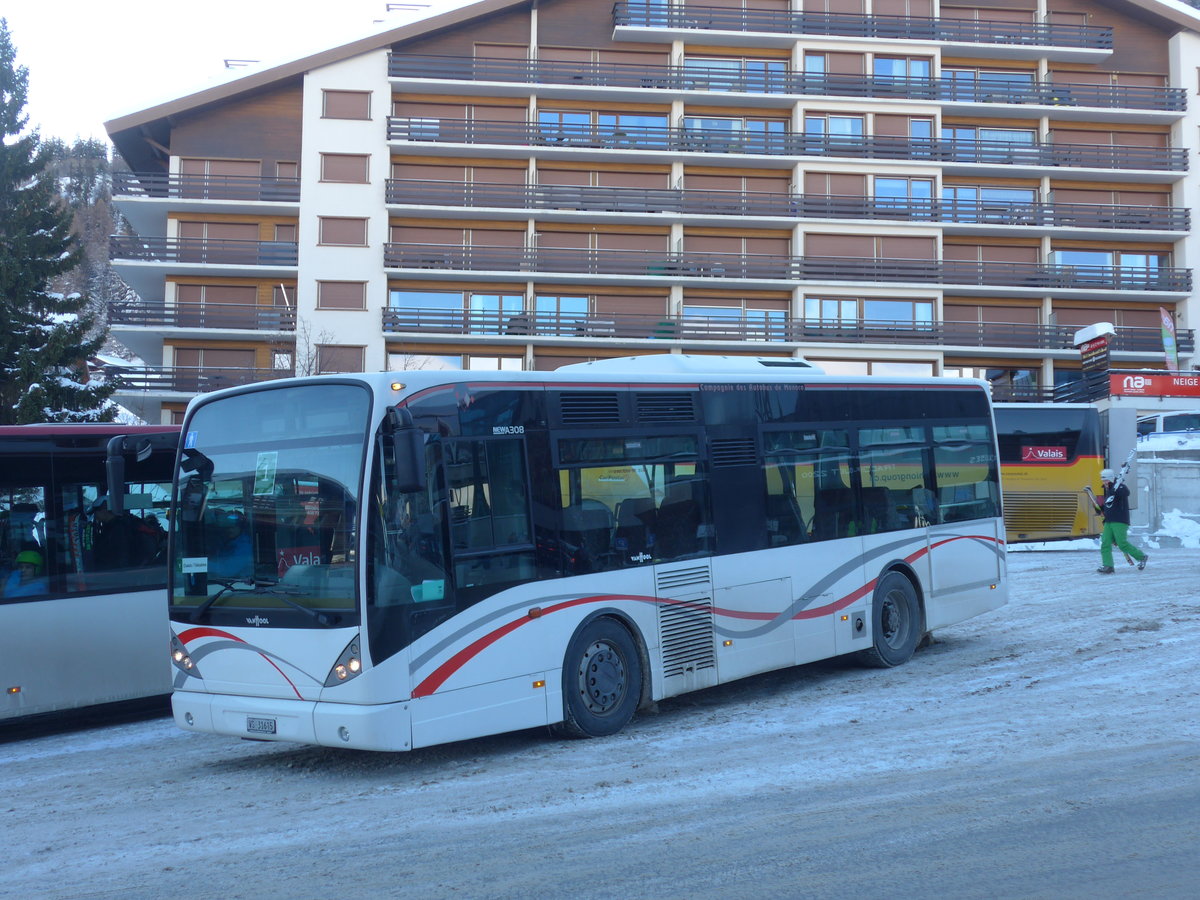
xmin=171 ymin=691 xmax=413 ymax=751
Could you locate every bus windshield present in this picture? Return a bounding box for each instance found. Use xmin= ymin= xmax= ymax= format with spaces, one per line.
xmin=171 ymin=383 xmax=371 ymax=626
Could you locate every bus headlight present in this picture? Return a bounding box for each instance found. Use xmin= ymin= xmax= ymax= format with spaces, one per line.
xmin=170 ymin=635 xmax=201 ymax=678
xmin=324 ymin=638 xmax=364 ymax=687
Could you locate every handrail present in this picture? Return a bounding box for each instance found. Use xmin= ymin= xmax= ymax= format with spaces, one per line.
xmin=108 ymin=302 xmax=296 ymax=331
xmin=112 ymin=171 xmax=301 ymax=202
xmin=383 ymin=179 xmax=1190 ymax=231
xmin=379 ymin=307 xmax=1193 ymax=354
xmin=611 ymin=1 xmax=1113 ymax=50
xmin=387 ymin=118 xmax=1189 ymax=172
xmin=109 ymin=366 xmax=293 ymax=393
xmin=388 ymin=53 xmax=1182 ymax=112
xmin=109 ymin=235 xmax=300 ymax=266
xmin=382 ymin=243 xmax=1192 ymax=293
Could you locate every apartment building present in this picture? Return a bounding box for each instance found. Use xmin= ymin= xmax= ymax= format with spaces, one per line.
xmin=105 ymin=0 xmax=1200 ymax=424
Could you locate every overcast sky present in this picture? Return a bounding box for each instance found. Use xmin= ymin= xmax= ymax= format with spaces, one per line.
xmin=5 ymin=0 xmax=474 ymax=144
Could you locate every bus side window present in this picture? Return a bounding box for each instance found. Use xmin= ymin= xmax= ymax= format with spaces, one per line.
xmin=446 ymin=438 xmax=536 ymax=596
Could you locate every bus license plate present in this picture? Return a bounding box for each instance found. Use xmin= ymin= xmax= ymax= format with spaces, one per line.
xmin=246 ymin=716 xmax=277 ymax=735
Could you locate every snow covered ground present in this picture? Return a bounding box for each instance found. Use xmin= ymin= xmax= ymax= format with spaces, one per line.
xmin=2 ymin=546 xmax=1198 ymax=899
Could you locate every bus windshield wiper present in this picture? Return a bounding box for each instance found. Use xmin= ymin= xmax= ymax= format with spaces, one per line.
xmin=190 ymin=580 xmax=337 ymax=625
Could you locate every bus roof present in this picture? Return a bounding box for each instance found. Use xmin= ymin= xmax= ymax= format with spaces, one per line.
xmin=0 ymin=424 xmax=179 ymax=437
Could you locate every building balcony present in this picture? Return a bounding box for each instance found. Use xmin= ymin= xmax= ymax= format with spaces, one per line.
xmin=382 ymin=244 xmax=1192 ymax=296
xmin=110 ymin=235 xmax=300 ymax=266
xmin=113 ymin=172 xmax=301 ymax=202
xmin=612 ymin=2 xmax=1113 ymax=61
xmin=111 ymin=173 xmax=301 ymax=237
xmin=386 ymin=118 xmax=1189 ymax=178
xmin=108 ymin=302 xmax=297 ymax=332
xmin=384 ymin=179 xmax=1190 ymax=237
xmin=380 ymin=307 xmax=1191 ymax=355
xmin=388 ymin=53 xmax=1184 ymax=119
xmin=110 ymin=366 xmax=293 ymax=394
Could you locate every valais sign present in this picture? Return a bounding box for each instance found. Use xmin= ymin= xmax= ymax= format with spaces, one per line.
xmin=1021 ymin=446 xmax=1068 ymax=462
xmin=1110 ymin=373 xmax=1200 ymax=398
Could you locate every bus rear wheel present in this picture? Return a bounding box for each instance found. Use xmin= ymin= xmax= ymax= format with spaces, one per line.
xmin=857 ymin=571 xmax=921 ymax=669
xmin=553 ymin=618 xmax=642 ymax=739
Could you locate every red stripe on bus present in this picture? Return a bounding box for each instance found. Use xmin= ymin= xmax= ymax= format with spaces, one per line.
xmin=411 ymin=534 xmax=1000 ymax=696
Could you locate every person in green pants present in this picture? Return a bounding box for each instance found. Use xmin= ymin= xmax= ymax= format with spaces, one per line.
xmin=1097 ymin=467 xmax=1148 ymax=574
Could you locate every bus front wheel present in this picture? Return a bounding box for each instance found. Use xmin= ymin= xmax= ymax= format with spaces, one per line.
xmin=857 ymin=571 xmax=921 ymax=669
xmin=553 ymin=618 xmax=643 ymax=739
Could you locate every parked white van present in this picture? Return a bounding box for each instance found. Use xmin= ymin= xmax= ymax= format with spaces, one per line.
xmin=1137 ymin=410 xmax=1200 ymax=439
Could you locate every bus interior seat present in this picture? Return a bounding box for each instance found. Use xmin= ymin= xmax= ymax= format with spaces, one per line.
xmin=911 ymin=487 xmax=939 ymax=525
xmin=613 ymin=496 xmax=656 ymax=556
xmin=765 ymin=492 xmax=806 ymax=544
xmin=561 ymin=502 xmax=614 ymax=569
xmin=861 ymin=487 xmax=900 ymax=533
xmin=813 ymin=487 xmax=853 ymax=540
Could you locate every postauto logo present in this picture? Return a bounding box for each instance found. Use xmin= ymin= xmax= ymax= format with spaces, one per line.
xmin=1021 ymin=445 xmax=1068 ymax=462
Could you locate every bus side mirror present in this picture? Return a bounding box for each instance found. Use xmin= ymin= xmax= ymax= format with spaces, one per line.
xmin=384 ymin=408 xmax=426 ymax=494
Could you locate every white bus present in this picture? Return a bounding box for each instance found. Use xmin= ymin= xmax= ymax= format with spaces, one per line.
xmin=1 ymin=424 xmax=179 ymax=721
xmin=167 ymin=356 xmax=1006 ymax=751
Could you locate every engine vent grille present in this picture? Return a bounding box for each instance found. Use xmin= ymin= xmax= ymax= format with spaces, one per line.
xmin=656 ymin=565 xmax=710 ymax=592
xmin=658 ymin=598 xmax=716 ymax=678
xmin=1003 ymin=491 xmax=1082 ymax=534
xmin=635 ymin=392 xmax=695 ymax=423
xmin=559 ymin=392 xmax=621 ymax=425
xmin=710 ymin=437 xmax=757 ymax=467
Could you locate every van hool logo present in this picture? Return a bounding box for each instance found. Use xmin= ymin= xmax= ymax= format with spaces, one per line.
xmin=630 ymin=552 xmax=652 ymax=563
xmin=245 ymin=615 xmax=270 ymax=626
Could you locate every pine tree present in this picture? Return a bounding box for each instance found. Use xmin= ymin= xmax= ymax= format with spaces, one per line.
xmin=0 ymin=18 xmax=115 ymax=424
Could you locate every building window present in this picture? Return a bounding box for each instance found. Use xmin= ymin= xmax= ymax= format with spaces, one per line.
xmin=318 ymin=217 xmax=369 ymax=246
xmin=941 ymin=68 xmax=1034 ymax=101
xmin=469 ymin=293 xmax=524 ymax=333
xmin=466 ymin=356 xmax=523 ymax=370
xmin=320 ymin=153 xmax=369 ymax=183
xmin=942 ymin=185 xmax=1037 ymax=223
xmin=317 ymin=281 xmax=367 ymax=310
xmin=534 ymin=295 xmax=588 ymax=332
xmin=388 ymin=353 xmax=461 ymax=371
xmin=811 ymin=359 xmax=936 ymax=376
xmin=322 ymin=89 xmax=371 ymax=120
xmin=388 ymin=289 xmax=461 ymax=311
xmin=804 ymin=297 xmax=933 ymax=327
xmin=684 ymin=116 xmax=787 ymax=152
xmin=682 ymin=57 xmax=787 ymax=92
xmin=316 ymin=344 xmax=365 ymax=374
xmin=682 ymin=304 xmax=786 ymax=339
xmin=941 ymin=126 xmax=1036 ymax=162
xmin=538 ymin=110 xmax=670 ymax=149
xmin=874 ymin=176 xmax=934 ymax=213
xmin=873 ymin=57 xmax=932 ymax=81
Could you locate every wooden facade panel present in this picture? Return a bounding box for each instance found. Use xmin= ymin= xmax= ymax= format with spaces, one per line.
xmin=172 ymin=85 xmax=302 ymax=171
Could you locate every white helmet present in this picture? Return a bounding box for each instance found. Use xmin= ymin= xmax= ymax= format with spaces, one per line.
xmin=1100 ymin=468 xmax=1116 ymax=481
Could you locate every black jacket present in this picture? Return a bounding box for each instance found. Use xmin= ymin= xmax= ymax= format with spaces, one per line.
xmin=1102 ymin=483 xmax=1132 ymax=526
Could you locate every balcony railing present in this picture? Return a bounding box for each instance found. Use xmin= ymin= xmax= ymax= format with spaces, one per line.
xmin=110 ymin=235 xmax=300 ymax=267
xmin=108 ymin=302 xmax=296 ymax=331
xmin=612 ymin=2 xmax=1113 ymax=50
xmin=384 ymin=179 xmax=1191 ymax=232
xmin=383 ymin=244 xmax=1193 ymax=293
xmin=387 ymin=118 xmax=1189 ymax=172
xmin=112 ymin=171 xmax=301 ymax=202
xmin=380 ymin=307 xmax=1192 ymax=354
xmin=111 ymin=366 xmax=293 ymax=393
xmin=389 ymin=53 xmax=1183 ymax=112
